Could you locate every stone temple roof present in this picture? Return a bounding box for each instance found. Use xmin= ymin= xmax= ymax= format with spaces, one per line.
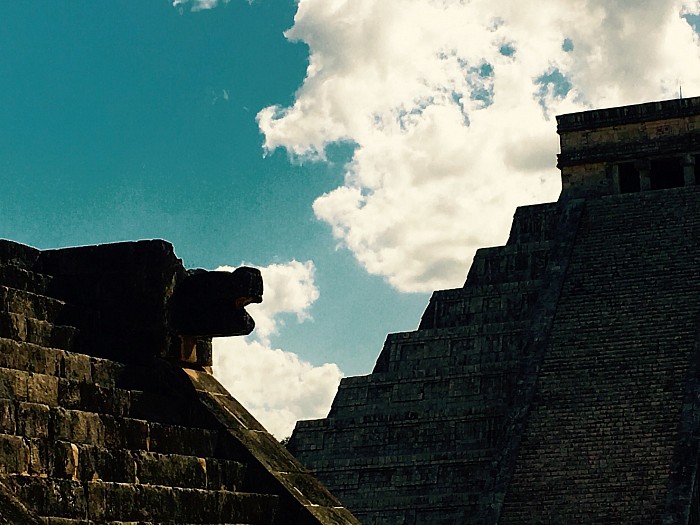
xmin=287 ymin=97 xmax=700 ymax=524
xmin=0 ymin=238 xmax=359 ymax=524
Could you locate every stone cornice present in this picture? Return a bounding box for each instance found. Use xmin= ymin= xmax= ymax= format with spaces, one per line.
xmin=557 ymin=96 xmax=700 ymax=133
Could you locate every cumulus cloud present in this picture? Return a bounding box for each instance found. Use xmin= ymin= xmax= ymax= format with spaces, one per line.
xmin=212 ymin=260 xmax=342 ymax=439
xmin=258 ymin=0 xmax=700 ymax=292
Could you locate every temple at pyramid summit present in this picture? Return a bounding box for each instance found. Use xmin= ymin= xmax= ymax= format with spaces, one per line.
xmin=288 ymin=96 xmax=700 ymax=524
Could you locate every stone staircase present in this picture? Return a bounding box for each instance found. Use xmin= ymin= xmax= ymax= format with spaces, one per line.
xmin=0 ymin=239 xmax=359 ymax=525
xmin=290 ymin=185 xmax=700 ymax=524
xmin=288 ymin=202 xmax=572 ymax=524
xmin=499 ymin=187 xmax=700 ymax=523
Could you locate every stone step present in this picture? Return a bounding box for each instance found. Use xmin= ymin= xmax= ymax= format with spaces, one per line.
xmin=0 ymin=337 xmax=214 ymax=427
xmin=50 ymin=441 xmax=246 ymax=491
xmin=464 ymin=241 xmax=553 ymax=286
xmin=131 ymin=450 xmax=246 ymax=492
xmin=330 ymin=366 xmax=519 ymax=416
xmin=342 ymin=361 xmax=522 ymax=393
xmin=0 ymin=408 xmax=219 ymax=458
xmin=0 ymin=312 xmax=79 ymax=350
xmin=432 ymin=281 xmax=542 ymax=309
xmin=420 ymin=280 xmax=542 ymax=330
xmin=0 ymin=433 xmax=245 ymax=493
xmin=297 ymin=446 xmax=494 ymax=474
xmin=0 ymin=286 xmax=68 ymax=324
xmin=50 ymin=409 xmax=220 ymax=457
xmin=0 ymin=337 xmax=205 ymax=400
xmin=506 ymin=202 xmax=561 ymax=245
xmin=0 ymin=264 xmax=52 ymax=295
xmin=313 ymin=404 xmax=509 ymax=442
xmin=6 ymin=476 xmax=279 ymax=524
xmin=0 ymin=397 xmax=221 ymax=457
xmin=0 ymin=337 xmax=105 ymax=383
xmin=374 ymin=320 xmax=530 ymax=373
xmin=56 ymin=379 xmax=217 ymax=428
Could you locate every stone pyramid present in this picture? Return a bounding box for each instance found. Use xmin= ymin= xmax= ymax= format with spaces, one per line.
xmin=289 ymin=97 xmax=700 ymax=524
xmin=0 ymin=238 xmax=359 ymax=524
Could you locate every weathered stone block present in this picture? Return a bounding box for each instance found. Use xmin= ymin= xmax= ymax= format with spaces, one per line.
xmin=26 ymin=343 xmax=62 ymax=376
xmin=0 ymin=311 xmax=27 ymax=341
xmin=0 ymin=263 xmax=49 ymax=294
xmin=85 ymin=481 xmax=106 ymax=522
xmin=0 ymin=398 xmax=16 ymax=434
xmin=73 ymin=383 xmax=130 ymax=417
xmin=51 ymin=408 xmax=105 ymax=446
xmin=27 ymin=438 xmax=49 ymax=476
xmin=17 ymin=402 xmax=50 ymax=439
xmin=89 ymin=358 xmax=126 ymax=388
xmin=57 ymin=379 xmax=82 ymax=409
xmin=148 ymin=422 xmax=216 ymax=457
xmin=27 ymin=373 xmax=59 ymax=406
xmin=0 ymin=287 xmax=66 ymax=323
xmin=0 ymin=434 xmax=30 ymax=474
xmin=100 ymin=416 xmax=149 ymax=451
xmin=62 ymin=353 xmax=91 ymax=382
xmin=0 ymin=367 xmax=27 ymax=400
xmin=0 ymin=338 xmax=31 ymax=374
xmin=205 ymin=457 xmax=247 ymax=491
xmin=42 ymin=519 xmax=91 ymax=525
xmin=134 ymin=450 xmax=207 ymax=488
xmin=75 ymin=445 xmax=135 ymax=484
xmin=52 ymin=441 xmax=80 ymax=480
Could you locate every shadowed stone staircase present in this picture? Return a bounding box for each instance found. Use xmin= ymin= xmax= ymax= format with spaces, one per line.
xmin=0 ymin=239 xmax=358 ymax=525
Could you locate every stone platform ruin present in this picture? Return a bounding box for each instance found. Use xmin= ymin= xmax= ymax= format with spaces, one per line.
xmin=288 ymin=96 xmax=700 ymax=524
xmin=0 ymin=239 xmax=359 ymax=524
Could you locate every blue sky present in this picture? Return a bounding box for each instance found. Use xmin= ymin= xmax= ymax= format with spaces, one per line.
xmin=3 ymin=0 xmax=700 ymax=437
xmin=0 ymin=0 xmax=428 ymax=370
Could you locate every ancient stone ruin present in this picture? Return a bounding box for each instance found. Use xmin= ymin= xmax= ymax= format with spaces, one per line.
xmin=0 ymin=239 xmax=359 ymax=524
xmin=288 ymin=96 xmax=700 ymax=524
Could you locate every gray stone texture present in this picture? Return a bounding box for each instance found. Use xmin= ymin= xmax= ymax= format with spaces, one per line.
xmin=288 ymin=96 xmax=700 ymax=524
xmin=0 ymin=239 xmax=358 ymax=524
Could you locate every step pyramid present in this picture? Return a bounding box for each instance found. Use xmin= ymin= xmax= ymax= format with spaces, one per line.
xmin=288 ymin=97 xmax=700 ymax=523
xmin=0 ymin=239 xmax=358 ymax=524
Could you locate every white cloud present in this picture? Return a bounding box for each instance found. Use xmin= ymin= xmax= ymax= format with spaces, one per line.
xmin=172 ymin=0 xmax=231 ymax=12
xmin=258 ymin=0 xmax=700 ymax=292
xmin=212 ymin=261 xmax=342 ymax=439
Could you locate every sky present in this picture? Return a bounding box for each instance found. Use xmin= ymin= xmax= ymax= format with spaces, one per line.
xmin=2 ymin=0 xmax=700 ymax=438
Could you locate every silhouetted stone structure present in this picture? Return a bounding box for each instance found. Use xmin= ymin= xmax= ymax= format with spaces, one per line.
xmin=289 ymin=96 xmax=700 ymax=524
xmin=0 ymin=239 xmax=359 ymax=524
